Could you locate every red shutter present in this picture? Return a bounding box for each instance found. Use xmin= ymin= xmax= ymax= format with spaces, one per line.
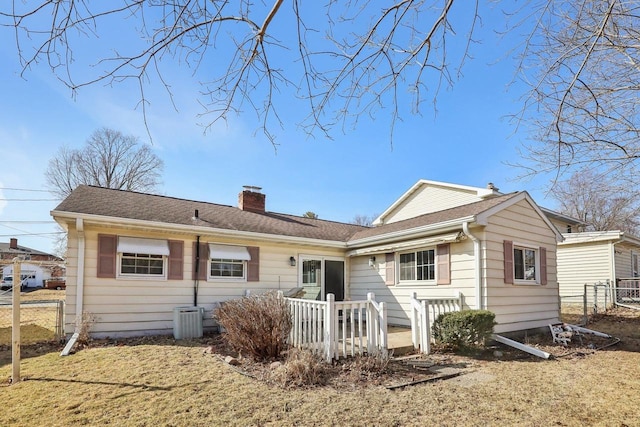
xmin=385 ymin=253 xmax=395 ymax=286
xmin=540 ymin=246 xmax=548 ymax=285
xmin=503 ymin=240 xmax=514 ymax=284
xmin=247 ymin=246 xmax=260 ymax=282
xmin=436 ymin=243 xmax=451 ymax=285
xmin=168 ymin=240 xmax=184 ymax=280
xmin=192 ymin=241 xmax=208 ymax=280
xmin=97 ymin=234 xmax=116 ymax=278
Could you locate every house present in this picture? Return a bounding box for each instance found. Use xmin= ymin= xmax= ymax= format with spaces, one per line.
xmin=0 ymin=238 xmax=64 ymax=288
xmin=528 ymin=207 xmax=640 ymax=306
xmin=51 ymin=180 xmax=563 ymax=338
xmin=555 ymin=230 xmax=640 ymax=306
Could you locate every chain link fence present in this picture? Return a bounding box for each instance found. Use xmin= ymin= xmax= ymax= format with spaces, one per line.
xmin=560 ymin=281 xmax=614 ymax=325
xmin=0 ymin=295 xmax=64 ymax=346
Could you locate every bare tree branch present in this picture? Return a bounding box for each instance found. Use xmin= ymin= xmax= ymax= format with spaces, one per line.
xmin=1 ymin=1 xmax=478 ymax=146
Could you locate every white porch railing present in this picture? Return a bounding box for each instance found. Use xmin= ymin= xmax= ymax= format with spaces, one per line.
xmin=410 ymin=291 xmax=463 ymax=354
xmin=284 ymin=292 xmax=387 ymax=362
xmin=615 ymin=278 xmax=640 ymax=307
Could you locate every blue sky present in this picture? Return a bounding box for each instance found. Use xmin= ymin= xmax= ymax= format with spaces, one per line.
xmin=0 ymin=3 xmax=555 ymax=255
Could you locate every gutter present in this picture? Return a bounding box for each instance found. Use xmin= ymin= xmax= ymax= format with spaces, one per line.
xmin=463 ymin=221 xmax=483 ymax=310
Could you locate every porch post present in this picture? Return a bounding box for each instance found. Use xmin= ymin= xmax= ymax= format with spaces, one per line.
xmin=324 ymin=293 xmax=335 ymax=362
xmin=410 ymin=292 xmax=419 ymax=349
xmin=366 ymin=292 xmax=375 ymax=353
xmin=379 ymin=301 xmax=387 ymax=351
xmin=422 ymin=299 xmax=430 ymax=354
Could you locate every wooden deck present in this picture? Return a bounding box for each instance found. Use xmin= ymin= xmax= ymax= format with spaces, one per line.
xmin=387 ymin=326 xmax=414 ymax=356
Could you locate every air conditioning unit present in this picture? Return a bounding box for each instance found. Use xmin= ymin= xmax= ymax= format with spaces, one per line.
xmin=173 ymin=306 xmax=204 ymax=339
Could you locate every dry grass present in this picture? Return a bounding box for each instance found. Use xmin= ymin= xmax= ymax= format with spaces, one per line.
xmin=0 ymin=289 xmax=65 ymax=345
xmin=1 ymin=307 xmax=640 ymax=426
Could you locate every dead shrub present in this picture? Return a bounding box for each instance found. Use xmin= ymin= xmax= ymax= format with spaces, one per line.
xmin=214 ymin=291 xmax=292 ymax=361
xmin=270 ymin=348 xmax=329 ymax=387
xmin=75 ymin=311 xmax=96 ymax=346
xmin=341 ymin=351 xmax=391 ymax=381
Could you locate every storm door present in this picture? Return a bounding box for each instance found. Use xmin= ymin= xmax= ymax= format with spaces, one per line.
xmin=299 ymin=256 xmax=345 ymax=301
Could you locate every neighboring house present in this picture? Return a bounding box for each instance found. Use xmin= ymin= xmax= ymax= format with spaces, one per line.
xmin=51 ymin=180 xmax=563 ymax=338
xmin=534 ymin=206 xmax=640 ymax=305
xmin=556 ymin=230 xmax=640 ymax=305
xmin=0 ymin=238 xmax=64 ymax=286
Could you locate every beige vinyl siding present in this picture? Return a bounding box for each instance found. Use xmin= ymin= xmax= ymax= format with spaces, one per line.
xmin=64 ymin=225 xmax=343 ymax=337
xmin=548 ymin=218 xmax=573 ymax=234
xmin=349 ymin=238 xmax=476 ymax=326
xmin=483 ymin=199 xmax=560 ymax=333
xmin=383 ymin=185 xmax=483 ymax=224
xmin=557 ymin=241 xmax=613 ymax=305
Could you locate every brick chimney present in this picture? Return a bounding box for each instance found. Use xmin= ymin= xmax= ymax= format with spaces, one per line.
xmin=9 ymin=238 xmax=18 ymax=249
xmin=238 ymin=186 xmax=265 ymax=213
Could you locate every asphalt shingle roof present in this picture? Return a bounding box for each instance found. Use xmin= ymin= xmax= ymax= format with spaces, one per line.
xmin=53 ymin=186 xmax=368 ymax=242
xmin=348 ymin=192 xmax=521 ymax=241
xmin=53 ymin=186 xmax=522 ymax=243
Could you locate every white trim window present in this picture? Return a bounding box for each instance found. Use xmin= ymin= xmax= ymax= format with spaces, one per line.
xmin=117 ymin=237 xmax=169 ymax=279
xmin=208 ymin=244 xmax=251 ymax=281
xmin=399 ymin=249 xmax=435 ymax=282
xmin=513 ymin=245 xmax=538 ymax=282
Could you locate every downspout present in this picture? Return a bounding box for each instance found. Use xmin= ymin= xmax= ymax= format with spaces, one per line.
xmin=75 ymin=218 xmax=85 ymax=322
xmin=194 ymin=235 xmax=200 ymax=307
xmin=610 ymin=237 xmax=625 ymax=305
xmin=463 ymin=221 xmax=483 ymax=310
xmin=62 ymin=218 xmax=85 ymax=356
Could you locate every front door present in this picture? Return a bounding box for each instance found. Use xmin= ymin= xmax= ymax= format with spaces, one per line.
xmin=300 ymin=256 xmax=345 ymax=301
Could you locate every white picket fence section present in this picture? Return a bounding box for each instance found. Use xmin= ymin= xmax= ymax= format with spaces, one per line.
xmin=284 ymin=292 xmax=387 ymax=362
xmin=410 ymin=291 xmax=463 ymax=354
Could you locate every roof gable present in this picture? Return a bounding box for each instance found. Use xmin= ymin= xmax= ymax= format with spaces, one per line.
xmin=373 ymin=179 xmax=501 ymax=225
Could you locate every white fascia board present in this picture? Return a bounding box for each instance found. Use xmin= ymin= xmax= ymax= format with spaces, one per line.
xmin=347 ymin=216 xmax=474 ymax=248
xmin=372 ymin=179 xmax=501 ymax=226
xmin=559 ymin=230 xmax=624 ymax=246
xmin=50 ymin=211 xmax=348 ymax=249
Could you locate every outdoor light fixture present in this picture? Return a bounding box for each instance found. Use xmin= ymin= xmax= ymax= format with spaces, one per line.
xmin=289 ymin=256 xmax=297 ymax=267
xmin=369 ymin=256 xmax=376 ymax=267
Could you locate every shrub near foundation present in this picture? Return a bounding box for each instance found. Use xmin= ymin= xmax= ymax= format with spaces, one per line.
xmin=214 ymin=291 xmax=292 ymax=361
xmin=432 ymin=310 xmax=496 ymax=350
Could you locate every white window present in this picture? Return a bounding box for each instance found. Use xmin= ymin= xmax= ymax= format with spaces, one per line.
xmin=117 ymin=237 xmax=169 ymax=278
xmin=514 ymin=245 xmax=538 ymax=282
xmin=399 ymin=249 xmax=435 ymax=282
xmin=208 ymin=244 xmax=251 ymax=281
xmin=632 ymin=252 xmax=639 ymax=278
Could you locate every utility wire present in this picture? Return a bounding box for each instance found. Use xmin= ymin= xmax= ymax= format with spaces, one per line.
xmin=0 ymin=199 xmax=58 ymax=201
xmin=0 ymin=233 xmax=64 ymax=237
xmin=0 ymin=187 xmax=50 ymax=192
xmin=0 ymin=219 xmax=55 ymax=224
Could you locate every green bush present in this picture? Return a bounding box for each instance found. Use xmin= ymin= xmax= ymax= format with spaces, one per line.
xmin=214 ymin=291 xmax=292 ymax=361
xmin=432 ymin=310 xmax=496 ymax=349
